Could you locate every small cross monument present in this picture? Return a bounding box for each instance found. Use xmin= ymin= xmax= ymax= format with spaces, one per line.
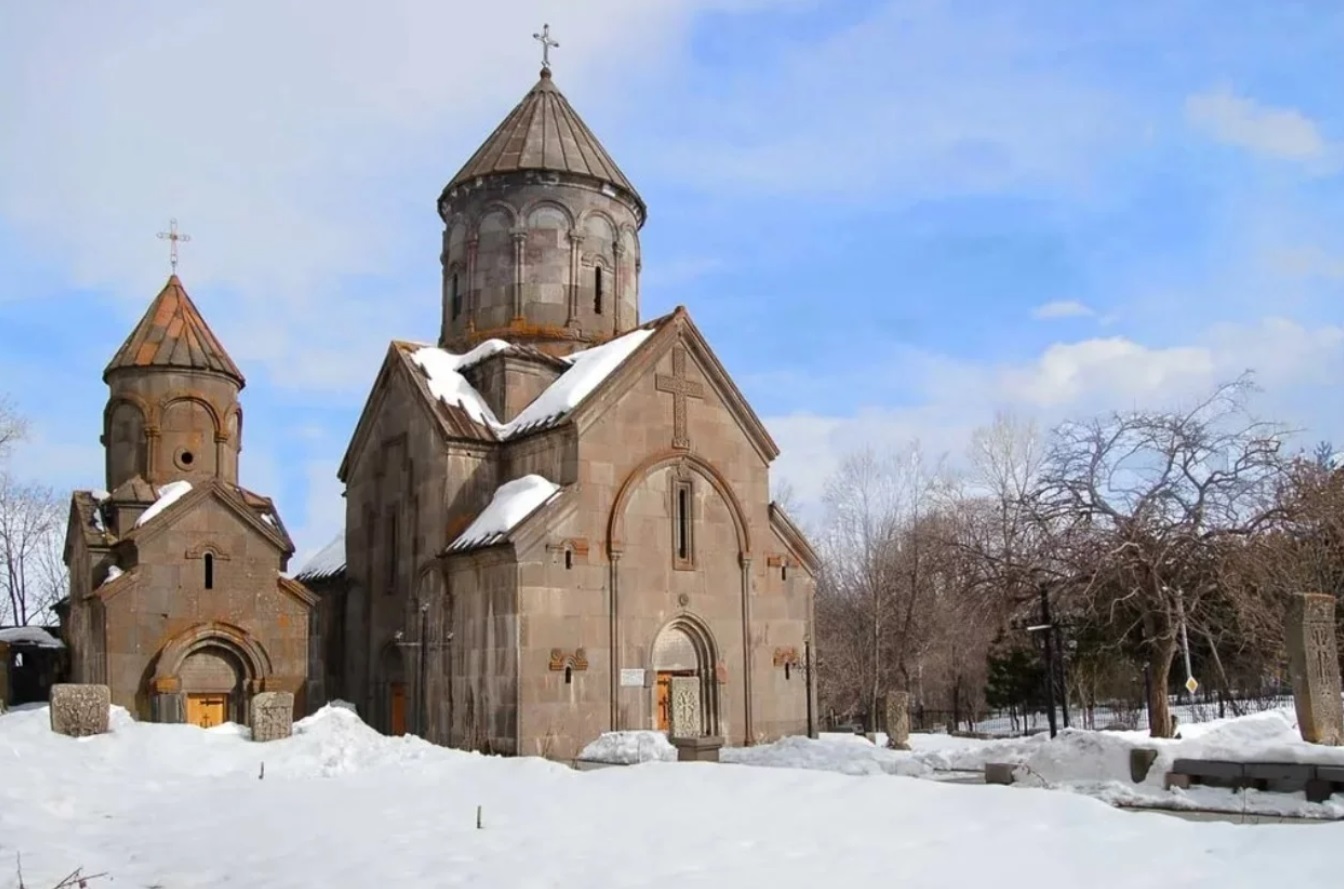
xmin=157 ymin=218 xmax=191 ymax=273
xmin=533 ymin=23 xmax=559 ymax=72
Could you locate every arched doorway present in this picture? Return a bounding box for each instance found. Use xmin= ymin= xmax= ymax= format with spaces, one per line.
xmin=650 ymin=616 xmax=720 ymax=738
xmin=180 ymin=645 xmax=245 ymax=728
xmin=152 ymin=621 xmax=271 ymax=729
xmin=379 ymin=642 xmax=407 ymax=736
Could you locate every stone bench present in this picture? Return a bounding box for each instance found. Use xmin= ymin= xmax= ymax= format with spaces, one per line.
xmin=1165 ymin=758 xmax=1344 ymax=803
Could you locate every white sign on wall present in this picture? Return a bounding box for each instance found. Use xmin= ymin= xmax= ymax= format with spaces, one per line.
xmin=620 ymin=668 xmax=646 ymax=688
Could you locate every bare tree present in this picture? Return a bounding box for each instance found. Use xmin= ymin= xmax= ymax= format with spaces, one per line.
xmin=1035 ymin=375 xmax=1290 ymax=737
xmin=0 ymin=477 xmax=67 ymax=626
xmin=815 ymin=442 xmax=948 ymax=728
xmin=0 ymin=395 xmax=26 ymax=463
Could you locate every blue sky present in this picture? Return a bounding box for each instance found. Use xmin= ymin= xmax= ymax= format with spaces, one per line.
xmin=2 ymin=0 xmax=1342 ymax=567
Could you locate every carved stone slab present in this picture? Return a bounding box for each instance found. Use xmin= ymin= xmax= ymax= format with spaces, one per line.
xmin=885 ymin=690 xmax=911 ymax=750
xmin=669 ymin=676 xmax=702 ymax=739
xmin=1286 ymin=592 xmax=1344 ymax=746
xmin=249 ymin=690 xmax=295 ymax=742
xmin=49 ymin=684 xmax=110 ymax=737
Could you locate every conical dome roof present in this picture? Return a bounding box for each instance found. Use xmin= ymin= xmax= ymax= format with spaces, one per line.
xmin=443 ymin=69 xmax=644 ymax=216
xmin=103 ymin=275 xmax=245 ymax=386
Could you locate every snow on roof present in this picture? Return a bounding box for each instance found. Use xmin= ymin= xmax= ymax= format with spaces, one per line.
xmin=408 ymin=339 xmax=512 ymax=428
xmin=0 ymin=626 xmax=65 ymax=649
xmin=448 ymin=474 xmax=561 ymax=552
xmin=501 ymin=329 xmax=654 ymax=436
xmin=296 ymin=532 xmax=346 ymax=581
xmin=135 ymin=480 xmax=193 ymax=528
xmin=1331 ymin=451 xmax=1343 ymax=471
xmin=409 ymin=326 xmax=656 ymax=440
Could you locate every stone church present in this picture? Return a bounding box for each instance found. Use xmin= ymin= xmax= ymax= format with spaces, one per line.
xmin=59 ymin=274 xmax=315 ymax=727
xmin=303 ymin=61 xmax=819 ymax=760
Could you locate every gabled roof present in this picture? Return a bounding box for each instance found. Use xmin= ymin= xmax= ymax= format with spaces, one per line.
xmin=119 ymin=477 xmax=294 ymax=555
xmin=566 ymin=307 xmax=782 ymax=465
xmin=104 ymin=275 xmax=245 ymax=386
xmin=444 ymin=475 xmax=562 ymax=553
xmin=295 ymin=532 xmax=346 ymax=582
xmin=442 ymin=69 xmax=645 ymax=221
xmin=769 ymin=503 xmax=821 ymax=576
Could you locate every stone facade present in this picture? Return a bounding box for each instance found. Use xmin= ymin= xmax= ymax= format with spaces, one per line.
xmin=60 ymin=276 xmax=315 ymax=728
xmin=321 ymin=67 xmax=819 ymax=761
xmin=1286 ymin=592 xmax=1344 ymax=746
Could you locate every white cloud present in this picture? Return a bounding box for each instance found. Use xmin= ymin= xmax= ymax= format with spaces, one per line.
xmin=1185 ymin=90 xmax=1329 ymax=162
xmin=0 ymin=1 xmax=801 ymax=393
xmin=1031 ymin=300 xmax=1095 ymax=320
xmin=766 ymin=317 xmax=1344 ymax=512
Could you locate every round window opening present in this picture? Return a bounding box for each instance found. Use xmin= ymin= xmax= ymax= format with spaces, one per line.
xmin=175 ymin=449 xmax=195 ymax=469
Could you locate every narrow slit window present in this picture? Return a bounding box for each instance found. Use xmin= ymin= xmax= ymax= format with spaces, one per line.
xmin=386 ymin=512 xmax=398 ymax=595
xmin=564 ymin=549 xmax=573 ymax=570
xmin=782 ymin=564 xmax=788 ymax=581
xmin=672 ymin=480 xmax=695 ymax=569
xmin=450 ymin=273 xmax=461 ymax=319
xmin=594 ymin=267 xmax=604 ymax=314
xmin=204 ymin=553 xmax=214 ymax=589
xmin=564 ymin=665 xmax=573 ymax=685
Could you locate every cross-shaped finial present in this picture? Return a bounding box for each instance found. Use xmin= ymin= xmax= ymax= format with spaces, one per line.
xmin=533 ymin=23 xmax=559 ymax=71
xmin=157 ymin=218 xmax=191 ymax=273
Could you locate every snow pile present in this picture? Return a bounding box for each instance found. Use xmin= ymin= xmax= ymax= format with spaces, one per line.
xmin=578 ymin=731 xmax=678 ymax=764
xmin=449 ymin=474 xmax=561 ymax=550
xmin=410 ymin=327 xmax=655 ymax=440
xmin=296 ymin=531 xmax=346 ymax=581
xmin=0 ymin=626 xmax=64 ymax=648
xmin=724 ymin=734 xmax=931 ymax=777
xmin=1 ymin=702 xmax=1342 ymax=886
xmin=134 ymin=480 xmax=193 ymax=527
xmin=1005 ymin=706 xmax=1344 ymax=818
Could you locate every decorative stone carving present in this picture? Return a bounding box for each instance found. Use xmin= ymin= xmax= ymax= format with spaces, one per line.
xmin=655 ymin=347 xmax=704 ymax=450
xmin=548 ymin=648 xmax=589 ymax=671
xmin=49 ymin=684 xmax=111 ymax=737
xmin=772 ymin=647 xmax=799 ymax=667
xmin=885 ymin=690 xmax=911 ymax=750
xmin=669 ymin=676 xmax=702 ymax=738
xmin=249 ymin=691 xmax=295 ymax=742
xmin=1286 ymin=592 xmax=1344 ymax=745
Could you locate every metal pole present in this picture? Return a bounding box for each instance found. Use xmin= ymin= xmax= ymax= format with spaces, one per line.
xmin=419 ymin=603 xmax=429 ymax=739
xmin=804 ymin=640 xmax=815 ymax=739
xmin=1039 ymin=584 xmax=1058 ymax=739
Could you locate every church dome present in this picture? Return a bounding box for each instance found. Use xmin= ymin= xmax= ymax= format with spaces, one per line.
xmin=440 ymin=69 xmax=645 ymax=224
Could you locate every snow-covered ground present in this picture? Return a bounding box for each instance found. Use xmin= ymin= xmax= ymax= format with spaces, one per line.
xmin=721 ymin=706 xmax=1344 ymax=819
xmin=1 ymin=703 xmax=1340 ymax=888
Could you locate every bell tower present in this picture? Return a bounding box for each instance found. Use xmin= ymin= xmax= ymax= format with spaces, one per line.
xmin=101 ymin=273 xmax=245 ymax=493
xmin=437 ymin=27 xmax=647 ymax=356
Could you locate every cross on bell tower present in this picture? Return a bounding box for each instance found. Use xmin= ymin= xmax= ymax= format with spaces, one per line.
xmin=533 ymin=23 xmax=559 ymax=72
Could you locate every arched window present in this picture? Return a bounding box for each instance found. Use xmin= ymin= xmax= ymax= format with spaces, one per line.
xmin=594 ymin=266 xmax=604 ymax=315
xmin=204 ymin=553 xmax=215 ymax=590
xmin=450 ymin=273 xmax=462 ymax=319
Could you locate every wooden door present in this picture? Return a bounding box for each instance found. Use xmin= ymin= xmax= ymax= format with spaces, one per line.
xmin=655 ymin=672 xmax=672 ymax=732
xmin=186 ymin=694 xmax=228 ymax=729
xmin=389 ymin=682 xmax=407 ymax=736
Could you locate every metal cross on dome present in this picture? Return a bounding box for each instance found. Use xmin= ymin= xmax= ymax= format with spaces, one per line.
xmin=157 ymin=218 xmax=191 ymax=273
xmin=533 ymin=23 xmax=559 ymax=71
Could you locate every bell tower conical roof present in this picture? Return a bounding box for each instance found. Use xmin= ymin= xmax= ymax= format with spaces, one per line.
xmin=103 ymin=275 xmax=245 ymax=386
xmin=441 ymin=68 xmax=645 ymax=220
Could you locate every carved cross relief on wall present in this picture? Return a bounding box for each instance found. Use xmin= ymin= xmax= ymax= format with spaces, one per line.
xmin=655 ymin=346 xmax=704 ymax=450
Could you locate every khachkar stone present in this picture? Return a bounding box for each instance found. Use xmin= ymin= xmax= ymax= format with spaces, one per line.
xmin=249 ymin=691 xmax=295 ymax=742
xmin=669 ymin=676 xmax=702 ymax=738
xmin=49 ymin=684 xmax=111 ymax=737
xmin=885 ymin=690 xmax=911 ymax=750
xmin=1286 ymin=592 xmax=1344 ymax=746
